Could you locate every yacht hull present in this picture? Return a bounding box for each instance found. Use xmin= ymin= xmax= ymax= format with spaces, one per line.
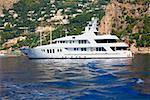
xmin=21 ymin=48 xmax=133 ymax=59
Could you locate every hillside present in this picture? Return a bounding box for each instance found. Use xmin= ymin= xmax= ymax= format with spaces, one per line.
xmin=0 ymin=0 xmax=149 ymax=51
xmin=0 ymin=0 xmax=108 ymax=49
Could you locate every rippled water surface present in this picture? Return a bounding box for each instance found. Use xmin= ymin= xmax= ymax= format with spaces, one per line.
xmin=0 ymin=55 xmax=150 ymax=100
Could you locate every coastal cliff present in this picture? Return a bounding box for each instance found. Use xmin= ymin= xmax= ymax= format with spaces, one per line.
xmin=99 ymin=0 xmax=150 ymax=34
xmin=0 ymin=0 xmax=18 ymax=14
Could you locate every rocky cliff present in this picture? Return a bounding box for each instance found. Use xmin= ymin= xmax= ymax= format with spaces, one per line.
xmin=99 ymin=0 xmax=150 ymax=34
xmin=0 ymin=0 xmax=18 ymax=14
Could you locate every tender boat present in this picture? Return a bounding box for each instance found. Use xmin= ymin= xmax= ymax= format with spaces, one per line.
xmin=21 ymin=18 xmax=133 ymax=59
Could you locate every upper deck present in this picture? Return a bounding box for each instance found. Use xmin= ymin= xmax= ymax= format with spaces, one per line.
xmin=53 ymin=18 xmax=120 ymax=45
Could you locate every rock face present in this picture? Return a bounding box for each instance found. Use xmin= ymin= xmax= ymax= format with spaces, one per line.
xmin=2 ymin=36 xmax=26 ymax=48
xmin=0 ymin=0 xmax=19 ymax=14
xmin=99 ymin=0 xmax=149 ymax=34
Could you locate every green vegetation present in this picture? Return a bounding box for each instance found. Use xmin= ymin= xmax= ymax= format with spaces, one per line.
xmin=0 ymin=31 xmax=19 ymax=44
xmin=17 ymin=33 xmax=39 ymax=48
xmin=142 ymin=16 xmax=150 ymax=34
xmin=113 ymin=15 xmax=150 ymax=47
xmin=0 ymin=0 xmax=106 ymax=49
xmin=0 ymin=0 xmax=149 ymax=50
xmin=129 ymin=33 xmax=150 ymax=47
xmin=129 ymin=0 xmax=150 ymax=4
xmin=53 ymin=11 xmax=104 ymax=38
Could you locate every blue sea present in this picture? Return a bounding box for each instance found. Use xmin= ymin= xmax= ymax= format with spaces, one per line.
xmin=0 ymin=54 xmax=150 ymax=100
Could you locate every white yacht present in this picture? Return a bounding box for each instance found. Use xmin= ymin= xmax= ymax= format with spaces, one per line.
xmin=21 ymin=18 xmax=133 ymax=59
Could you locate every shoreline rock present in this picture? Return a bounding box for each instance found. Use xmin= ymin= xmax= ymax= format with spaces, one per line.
xmin=0 ymin=49 xmax=22 ymax=57
xmin=130 ymin=45 xmax=150 ymax=54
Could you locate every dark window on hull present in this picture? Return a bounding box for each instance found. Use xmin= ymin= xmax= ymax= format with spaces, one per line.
xmin=111 ymin=47 xmax=115 ymax=51
xmin=116 ymin=47 xmax=127 ymax=50
xmin=41 ymin=49 xmax=45 ymax=52
xmin=47 ymin=49 xmax=49 ymax=53
xmin=47 ymin=49 xmax=55 ymax=53
xmin=96 ymin=47 xmax=106 ymax=51
xmin=79 ymin=40 xmax=90 ymax=44
xmin=95 ymin=39 xmax=117 ymax=43
xmin=81 ymin=48 xmax=86 ymax=51
xmin=111 ymin=47 xmax=128 ymax=51
xmin=50 ymin=49 xmax=52 ymax=53
xmin=102 ymin=47 xmax=106 ymax=51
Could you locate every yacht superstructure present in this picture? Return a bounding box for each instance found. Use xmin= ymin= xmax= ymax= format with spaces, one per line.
xmin=21 ymin=18 xmax=133 ymax=59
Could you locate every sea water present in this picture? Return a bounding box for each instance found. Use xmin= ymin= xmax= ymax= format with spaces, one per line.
xmin=0 ymin=55 xmax=150 ymax=100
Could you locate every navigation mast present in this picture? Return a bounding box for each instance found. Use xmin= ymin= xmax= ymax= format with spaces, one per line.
xmin=49 ymin=26 xmax=54 ymax=44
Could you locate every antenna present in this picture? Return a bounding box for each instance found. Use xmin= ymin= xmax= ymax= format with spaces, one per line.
xmin=65 ymin=29 xmax=68 ymax=37
xmin=40 ymin=31 xmax=42 ymax=46
xmin=49 ymin=25 xmax=53 ymax=44
xmin=50 ymin=30 xmax=52 ymax=44
xmin=36 ymin=26 xmax=44 ymax=46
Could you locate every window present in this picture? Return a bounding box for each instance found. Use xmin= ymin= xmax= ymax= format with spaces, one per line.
xmin=96 ymin=47 xmax=106 ymax=51
xmin=58 ymin=49 xmax=62 ymax=52
xmin=116 ymin=47 xmax=127 ymax=50
xmin=96 ymin=47 xmax=102 ymax=51
xmin=95 ymin=39 xmax=117 ymax=43
xmin=111 ymin=47 xmax=127 ymax=51
xmin=96 ymin=48 xmax=98 ymax=51
xmin=47 ymin=49 xmax=49 ymax=53
xmin=107 ymin=39 xmax=117 ymax=43
xmin=47 ymin=49 xmax=56 ymax=53
xmin=78 ymin=40 xmax=89 ymax=44
xmin=50 ymin=49 xmax=52 ymax=53
xmin=111 ymin=47 xmax=115 ymax=51
xmin=74 ymin=48 xmax=79 ymax=51
xmin=102 ymin=47 xmax=106 ymax=51
xmin=41 ymin=49 xmax=45 ymax=52
xmin=81 ymin=40 xmax=84 ymax=44
xmin=79 ymin=40 xmax=81 ymax=44
xmin=81 ymin=48 xmax=86 ymax=51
